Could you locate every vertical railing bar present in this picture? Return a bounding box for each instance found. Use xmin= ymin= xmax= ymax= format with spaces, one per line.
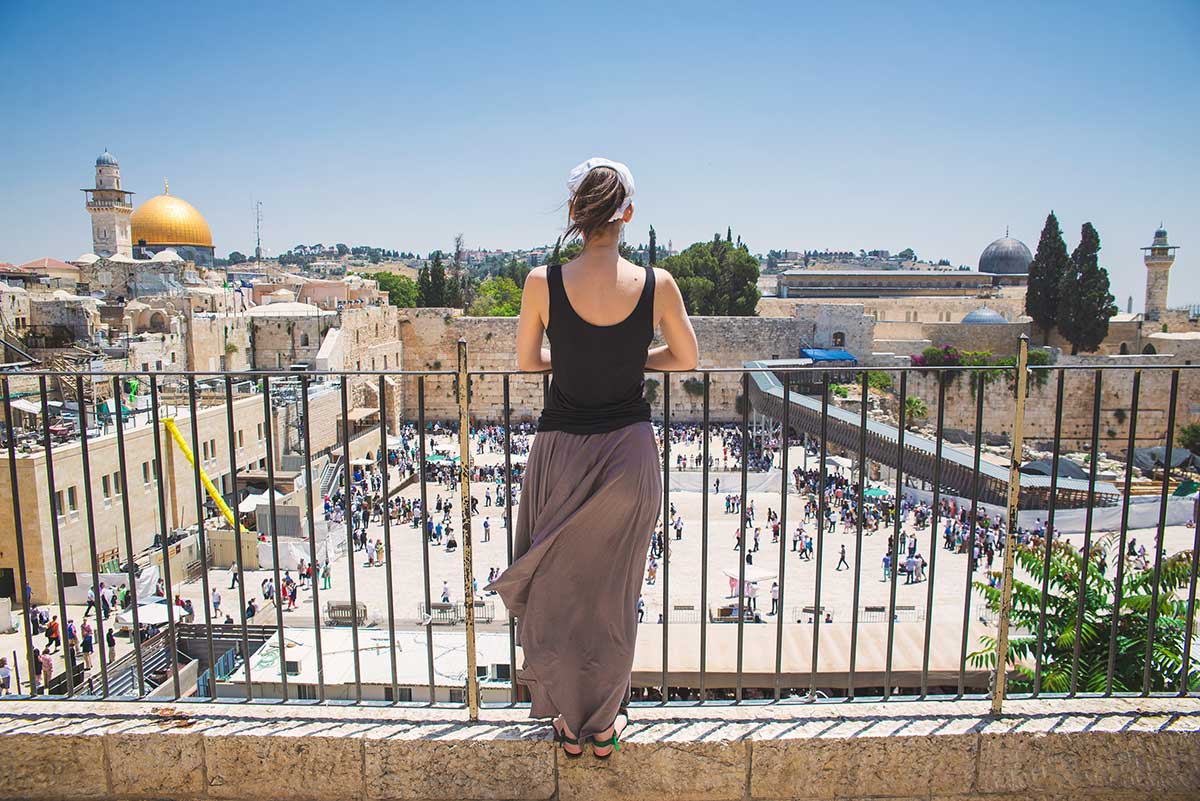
xmin=417 ymin=377 xmax=436 ymax=702
xmin=456 ymin=341 xmax=479 ymax=720
xmin=1069 ymin=370 xmax=1104 ymax=696
xmin=808 ymin=373 xmax=830 ymax=699
xmin=75 ymin=375 xmax=110 ymax=697
xmin=1179 ymin=492 xmax=1200 ymax=696
xmin=147 ymin=375 xmax=182 ymax=700
xmin=2 ymin=380 xmax=39 ymax=695
xmin=114 ymin=376 xmax=146 ymax=697
xmin=699 ymin=373 xmax=710 ymax=703
xmin=991 ymin=335 xmax=1029 ymax=716
xmin=38 ymin=376 xmax=74 ymax=696
xmin=222 ymin=376 xmax=252 ymax=701
xmin=661 ymin=373 xmax=671 ymax=703
xmin=502 ymin=375 xmax=517 ymax=705
xmin=920 ymin=371 xmax=948 ymax=699
xmin=1032 ymin=370 xmax=1066 ymax=697
xmin=957 ymin=374 xmax=986 ymax=698
xmin=1106 ymin=369 xmax=1141 ymax=695
xmin=378 ymin=375 xmax=400 ymax=703
xmin=185 ymin=377 xmax=216 ymax=700
xmin=1142 ymin=369 xmax=1180 ymax=695
xmin=339 ymin=378 xmax=363 ymax=702
xmin=735 ymin=371 xmax=750 ymax=703
xmin=298 ymin=374 xmax=326 ymax=703
xmin=773 ymin=373 xmax=790 ymax=701
xmin=882 ymin=370 xmax=907 ymax=700
xmin=847 ymin=370 xmax=869 ymax=700
xmin=260 ymin=376 xmax=288 ymax=702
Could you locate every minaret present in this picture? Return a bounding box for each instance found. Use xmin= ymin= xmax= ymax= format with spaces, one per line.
xmin=1142 ymin=225 xmax=1178 ymax=322
xmin=82 ymin=150 xmax=134 ymax=257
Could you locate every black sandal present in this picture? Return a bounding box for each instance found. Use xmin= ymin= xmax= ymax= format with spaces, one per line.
xmin=553 ymin=718 xmax=583 ymax=758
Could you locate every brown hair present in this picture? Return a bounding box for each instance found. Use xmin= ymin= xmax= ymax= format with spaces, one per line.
xmin=565 ymin=167 xmax=626 ymax=242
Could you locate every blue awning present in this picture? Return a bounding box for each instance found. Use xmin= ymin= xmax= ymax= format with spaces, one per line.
xmin=800 ymin=348 xmax=858 ymax=363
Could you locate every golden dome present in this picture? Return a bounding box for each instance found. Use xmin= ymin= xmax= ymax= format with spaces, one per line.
xmin=131 ymin=185 xmax=213 ymax=248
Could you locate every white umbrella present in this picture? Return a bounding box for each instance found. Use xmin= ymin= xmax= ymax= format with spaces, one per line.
xmin=349 ymin=457 xmax=374 ymax=466
xmin=721 ymin=566 xmax=777 ymax=583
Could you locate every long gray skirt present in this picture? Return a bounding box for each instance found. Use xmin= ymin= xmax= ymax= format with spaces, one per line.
xmin=485 ymin=421 xmax=662 ymax=741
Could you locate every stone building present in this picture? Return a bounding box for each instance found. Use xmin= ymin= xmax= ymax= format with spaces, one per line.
xmin=82 ymin=150 xmax=134 ymax=258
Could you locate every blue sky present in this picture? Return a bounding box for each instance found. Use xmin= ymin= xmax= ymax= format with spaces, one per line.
xmin=1 ymin=1 xmax=1196 ymax=310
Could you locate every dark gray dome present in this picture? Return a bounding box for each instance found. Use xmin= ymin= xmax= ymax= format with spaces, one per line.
xmin=962 ymin=306 xmax=1007 ymax=324
xmin=979 ymin=236 xmax=1032 ymax=275
xmin=96 ymin=150 xmax=118 ymax=167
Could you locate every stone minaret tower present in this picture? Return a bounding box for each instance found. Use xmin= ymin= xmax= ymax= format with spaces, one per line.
xmin=1142 ymin=225 xmax=1178 ymax=322
xmin=82 ymin=150 xmax=134 ymax=257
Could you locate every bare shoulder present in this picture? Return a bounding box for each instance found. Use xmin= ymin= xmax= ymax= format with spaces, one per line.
xmin=526 ymin=265 xmax=549 ymax=285
xmin=652 ymin=267 xmax=682 ymax=298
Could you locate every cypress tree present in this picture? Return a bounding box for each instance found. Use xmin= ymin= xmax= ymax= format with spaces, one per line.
xmin=428 ymin=251 xmax=447 ymax=307
xmin=1058 ymin=222 xmax=1118 ymax=354
xmin=1025 ymin=211 xmax=1069 ymax=341
xmin=726 ymin=226 xmax=733 ymax=243
xmin=648 ymin=226 xmax=657 ymax=266
xmin=417 ymin=262 xmax=432 ymax=307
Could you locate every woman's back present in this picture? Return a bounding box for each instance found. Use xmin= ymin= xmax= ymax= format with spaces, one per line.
xmin=537 ymin=257 xmax=655 ymax=434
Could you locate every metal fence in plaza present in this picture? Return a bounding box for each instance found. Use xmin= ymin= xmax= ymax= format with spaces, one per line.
xmin=1 ymin=340 xmax=1198 ymax=717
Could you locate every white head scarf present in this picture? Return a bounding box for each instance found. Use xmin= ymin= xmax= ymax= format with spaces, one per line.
xmin=566 ymin=157 xmax=636 ymax=223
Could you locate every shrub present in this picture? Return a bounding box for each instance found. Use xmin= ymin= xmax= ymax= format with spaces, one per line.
xmin=682 ymin=377 xmax=706 ymax=397
xmin=644 ymin=377 xmax=660 ymax=406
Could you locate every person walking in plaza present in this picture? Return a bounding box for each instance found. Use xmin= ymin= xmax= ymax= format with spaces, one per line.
xmin=836 ymin=543 xmax=849 ymax=571
xmin=486 ymin=157 xmax=697 ymax=759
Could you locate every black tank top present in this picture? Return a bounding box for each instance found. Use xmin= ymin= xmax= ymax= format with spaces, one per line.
xmin=536 ymin=262 xmax=655 ymax=434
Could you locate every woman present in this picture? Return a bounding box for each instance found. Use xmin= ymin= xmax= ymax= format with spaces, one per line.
xmin=486 ymin=157 xmax=697 ymax=758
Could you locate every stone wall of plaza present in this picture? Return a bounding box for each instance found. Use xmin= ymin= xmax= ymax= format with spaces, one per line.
xmin=248 ymin=314 xmax=337 ymax=370
xmin=759 ymin=292 xmax=1027 ymax=324
xmin=0 ymin=394 xmax=275 ymax=604
xmin=903 ymin=355 xmax=1200 ymax=455
xmin=393 ymin=306 xmax=874 ymax=422
xmin=186 ymin=313 xmax=252 ymax=373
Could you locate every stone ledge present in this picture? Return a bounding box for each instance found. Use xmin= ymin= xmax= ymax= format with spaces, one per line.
xmin=0 ymin=698 xmax=1196 ymax=801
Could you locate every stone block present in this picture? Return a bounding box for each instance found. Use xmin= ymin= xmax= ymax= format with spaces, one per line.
xmin=363 ymin=737 xmax=554 ymax=800
xmin=0 ymin=732 xmax=108 ymax=799
xmin=204 ymin=731 xmax=364 ymax=800
xmin=976 ymin=729 xmax=1200 ymax=796
xmin=557 ymin=739 xmax=747 ymax=801
xmin=106 ymin=728 xmax=206 ymax=798
xmin=751 ymin=731 xmax=976 ymax=799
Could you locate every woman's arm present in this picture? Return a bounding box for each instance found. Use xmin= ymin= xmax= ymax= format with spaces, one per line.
xmin=646 ymin=269 xmax=699 ymax=372
xmin=515 ymin=266 xmax=552 ymax=372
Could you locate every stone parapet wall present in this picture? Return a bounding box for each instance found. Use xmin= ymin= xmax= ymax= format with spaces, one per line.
xmin=0 ymin=697 xmax=1196 ymax=800
xmin=904 ymin=363 xmax=1200 ymax=454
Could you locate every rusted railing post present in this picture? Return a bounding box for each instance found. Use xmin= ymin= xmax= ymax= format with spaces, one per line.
xmin=992 ymin=334 xmax=1029 ymax=716
xmin=457 ymin=339 xmax=480 ymax=719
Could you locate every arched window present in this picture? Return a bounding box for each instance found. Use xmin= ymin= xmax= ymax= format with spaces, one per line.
xmin=832 ymin=332 xmax=846 ymax=347
xmin=1142 ymin=344 xmax=1157 ymax=355
xmin=1119 ymin=342 xmax=1128 ymax=355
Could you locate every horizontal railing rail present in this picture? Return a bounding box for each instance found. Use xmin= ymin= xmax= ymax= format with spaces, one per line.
xmin=1 ymin=346 xmax=1197 ymax=715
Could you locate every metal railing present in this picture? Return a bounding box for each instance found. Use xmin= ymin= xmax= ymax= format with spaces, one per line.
xmin=1 ymin=340 xmax=1197 ymax=715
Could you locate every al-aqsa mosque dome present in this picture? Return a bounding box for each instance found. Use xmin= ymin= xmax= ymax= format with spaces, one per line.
xmin=978 ymin=234 xmax=1032 ymax=275
xmin=131 ymin=179 xmax=215 ymax=267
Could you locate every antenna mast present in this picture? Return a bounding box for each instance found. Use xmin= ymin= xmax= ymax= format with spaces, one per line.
xmin=254 ymin=199 xmax=263 ymax=261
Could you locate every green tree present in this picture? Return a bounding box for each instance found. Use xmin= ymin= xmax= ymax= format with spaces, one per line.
xmin=335 ymin=243 xmax=349 ymax=257
xmin=416 ymin=262 xmax=432 ymax=307
xmin=726 ymin=226 xmax=732 ymax=243
xmin=227 ymin=251 xmax=247 ymax=265
xmin=970 ymin=538 xmax=1199 ymax=693
xmin=546 ymin=237 xmax=563 ymax=268
xmin=648 ymin=226 xmax=657 ymax=266
xmin=1180 ymin=423 xmax=1200 ymax=455
xmin=904 ymin=396 xmax=928 ymax=429
xmin=1058 ymin=223 xmax=1118 ymax=354
xmin=426 ymin=251 xmax=447 ymax=307
xmin=659 ymin=235 xmax=760 ymax=316
xmin=369 ymin=272 xmax=419 ymax=307
xmin=468 ymin=277 xmax=522 ymax=316
xmin=1025 ymin=212 xmax=1070 ymax=341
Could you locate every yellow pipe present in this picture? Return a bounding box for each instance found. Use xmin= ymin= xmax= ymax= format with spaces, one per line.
xmin=162 ymin=417 xmax=237 ymax=528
